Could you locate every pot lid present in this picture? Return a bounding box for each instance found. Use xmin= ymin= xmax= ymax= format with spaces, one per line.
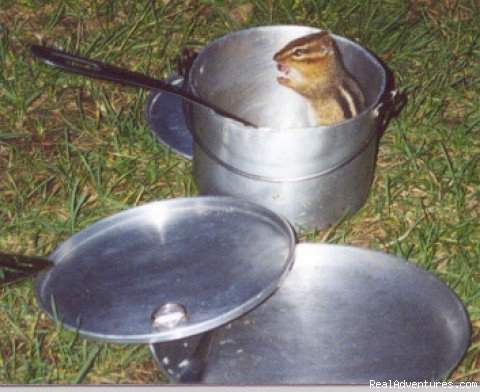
xmin=35 ymin=197 xmax=295 ymax=343
xmin=145 ymin=74 xmax=193 ymax=159
xmin=151 ymin=243 xmax=470 ymax=383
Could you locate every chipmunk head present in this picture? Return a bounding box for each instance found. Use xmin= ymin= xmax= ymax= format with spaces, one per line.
xmin=273 ymin=31 xmax=337 ymax=97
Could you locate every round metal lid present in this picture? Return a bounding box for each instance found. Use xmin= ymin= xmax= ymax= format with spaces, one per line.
xmin=151 ymin=243 xmax=470 ymax=383
xmin=35 ymin=197 xmax=295 ymax=343
xmin=144 ymin=74 xmax=193 ymax=159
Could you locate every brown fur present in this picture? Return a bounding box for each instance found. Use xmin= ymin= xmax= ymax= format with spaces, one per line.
xmin=273 ymin=31 xmax=366 ymax=125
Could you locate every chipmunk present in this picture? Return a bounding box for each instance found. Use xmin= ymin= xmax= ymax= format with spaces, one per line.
xmin=273 ymin=31 xmax=366 ymax=126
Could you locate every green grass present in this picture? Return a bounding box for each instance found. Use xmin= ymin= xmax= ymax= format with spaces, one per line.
xmin=0 ymin=0 xmax=479 ymax=384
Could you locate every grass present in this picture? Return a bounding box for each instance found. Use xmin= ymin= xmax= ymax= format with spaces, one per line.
xmin=0 ymin=0 xmax=479 ymax=385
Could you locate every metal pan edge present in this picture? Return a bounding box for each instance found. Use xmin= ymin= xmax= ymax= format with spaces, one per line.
xmin=34 ymin=196 xmax=296 ymax=344
xmin=144 ymin=74 xmax=193 ymax=159
xmin=150 ymin=243 xmax=470 ymax=384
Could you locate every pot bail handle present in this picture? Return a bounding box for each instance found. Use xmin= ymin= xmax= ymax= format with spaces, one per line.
xmin=177 ymin=48 xmax=199 ymax=80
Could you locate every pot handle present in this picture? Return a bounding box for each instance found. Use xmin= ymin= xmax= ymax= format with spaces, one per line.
xmin=373 ymin=89 xmax=399 ymax=118
xmin=30 ymin=45 xmax=255 ymax=127
xmin=177 ymin=48 xmax=199 ymax=80
xmin=30 ymin=45 xmax=176 ymax=92
xmin=0 ymin=252 xmax=54 ymax=287
xmin=150 ymin=329 xmax=216 ymax=382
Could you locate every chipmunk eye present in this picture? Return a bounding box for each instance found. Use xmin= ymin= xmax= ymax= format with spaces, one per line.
xmin=293 ymin=48 xmax=307 ymax=57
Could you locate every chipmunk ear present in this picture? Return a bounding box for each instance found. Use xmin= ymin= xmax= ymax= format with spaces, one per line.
xmin=318 ymin=32 xmax=333 ymax=51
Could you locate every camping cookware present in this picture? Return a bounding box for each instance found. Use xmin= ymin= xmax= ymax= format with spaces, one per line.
xmin=145 ymin=73 xmax=194 ymax=159
xmin=149 ymin=26 xmax=395 ymax=231
xmin=1 ymin=200 xmax=470 ymax=383
xmin=187 ymin=26 xmax=390 ymax=231
xmin=1 ymin=199 xmax=470 ymax=383
xmin=2 ymin=197 xmax=295 ymax=343
xmin=33 ymin=26 xmax=395 ymax=231
xmin=21 ymin=27 xmax=470 ymax=384
xmin=150 ymin=243 xmax=470 ymax=384
xmin=0 ymin=253 xmax=53 ymax=287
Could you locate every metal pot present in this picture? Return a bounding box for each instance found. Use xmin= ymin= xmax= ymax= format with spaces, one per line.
xmin=150 ymin=244 xmax=471 ymax=384
xmin=2 ymin=197 xmax=296 ymax=343
xmin=187 ymin=26 xmax=388 ymax=230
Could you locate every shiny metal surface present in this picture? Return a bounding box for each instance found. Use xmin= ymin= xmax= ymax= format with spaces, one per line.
xmin=34 ymin=197 xmax=296 ymax=343
xmin=187 ymin=26 xmax=388 ymax=230
xmin=151 ymin=303 xmax=189 ymax=330
xmin=150 ymin=244 xmax=471 ymax=384
xmin=194 ymin=139 xmax=376 ymax=231
xmin=145 ymin=74 xmax=193 ymax=159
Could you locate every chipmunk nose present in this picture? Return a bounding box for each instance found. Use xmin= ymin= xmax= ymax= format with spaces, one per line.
xmin=273 ymin=51 xmax=281 ymax=61
xmin=276 ymin=63 xmax=290 ymax=74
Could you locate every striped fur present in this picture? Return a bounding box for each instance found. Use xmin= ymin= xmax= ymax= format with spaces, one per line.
xmin=334 ymin=88 xmax=353 ymax=119
xmin=274 ymin=31 xmax=366 ymax=125
xmin=335 ymin=77 xmax=366 ymax=119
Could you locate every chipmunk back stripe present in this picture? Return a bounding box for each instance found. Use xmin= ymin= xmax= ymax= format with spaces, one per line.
xmin=340 ymin=78 xmax=364 ymax=115
xmin=338 ymin=84 xmax=358 ymax=117
xmin=334 ymin=88 xmax=352 ymax=119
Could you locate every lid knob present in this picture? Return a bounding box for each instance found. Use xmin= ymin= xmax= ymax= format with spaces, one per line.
xmin=151 ymin=303 xmax=188 ymax=329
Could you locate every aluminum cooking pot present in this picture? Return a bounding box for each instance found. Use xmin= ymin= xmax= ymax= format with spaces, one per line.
xmin=185 ymin=25 xmax=393 ymax=231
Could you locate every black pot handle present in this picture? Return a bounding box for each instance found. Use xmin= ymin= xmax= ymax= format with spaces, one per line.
xmin=0 ymin=252 xmax=54 ymax=287
xmin=31 ymin=44 xmax=174 ymax=91
xmin=30 ymin=45 xmax=255 ymax=127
